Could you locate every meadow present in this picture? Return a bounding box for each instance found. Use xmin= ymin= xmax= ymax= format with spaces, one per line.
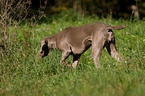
xmin=0 ymin=11 xmax=145 ymax=96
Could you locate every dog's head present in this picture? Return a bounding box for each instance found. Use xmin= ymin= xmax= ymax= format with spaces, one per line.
xmin=38 ymin=39 xmax=50 ymax=58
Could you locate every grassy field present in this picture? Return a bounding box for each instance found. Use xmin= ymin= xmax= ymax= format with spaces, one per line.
xmin=0 ymin=11 xmax=145 ymax=96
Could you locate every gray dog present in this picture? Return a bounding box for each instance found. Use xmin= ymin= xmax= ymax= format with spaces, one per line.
xmin=38 ymin=23 xmax=126 ymax=68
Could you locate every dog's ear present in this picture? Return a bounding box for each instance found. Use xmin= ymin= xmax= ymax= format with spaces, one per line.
xmin=39 ymin=39 xmax=49 ymax=58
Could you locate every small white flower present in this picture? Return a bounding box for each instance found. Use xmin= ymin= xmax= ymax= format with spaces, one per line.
xmin=143 ymin=39 xmax=145 ymax=42
xmin=126 ymin=32 xmax=130 ymax=34
xmin=60 ymin=28 xmax=62 ymax=31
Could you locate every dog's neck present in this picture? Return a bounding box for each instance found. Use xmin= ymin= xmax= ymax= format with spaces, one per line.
xmin=48 ymin=35 xmax=57 ymax=49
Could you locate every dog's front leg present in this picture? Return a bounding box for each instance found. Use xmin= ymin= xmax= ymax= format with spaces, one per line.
xmin=60 ymin=51 xmax=71 ymax=63
xmin=72 ymin=54 xmax=81 ymax=68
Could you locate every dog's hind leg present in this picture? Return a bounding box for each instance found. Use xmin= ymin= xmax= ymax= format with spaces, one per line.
xmin=91 ymin=45 xmax=104 ymax=68
xmin=91 ymin=35 xmax=105 ymax=68
xmin=106 ymin=43 xmax=122 ymax=61
xmin=105 ymin=35 xmax=123 ymax=61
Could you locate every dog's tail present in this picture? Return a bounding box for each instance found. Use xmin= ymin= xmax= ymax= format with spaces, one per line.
xmin=106 ymin=25 xmax=126 ymax=30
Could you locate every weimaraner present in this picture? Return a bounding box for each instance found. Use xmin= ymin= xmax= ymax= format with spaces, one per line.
xmin=38 ymin=23 xmax=126 ymax=68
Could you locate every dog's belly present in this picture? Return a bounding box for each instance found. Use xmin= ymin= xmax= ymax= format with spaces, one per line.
xmin=63 ymin=27 xmax=92 ymax=54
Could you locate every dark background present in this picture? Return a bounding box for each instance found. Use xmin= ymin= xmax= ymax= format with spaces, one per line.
xmin=31 ymin=0 xmax=145 ymax=19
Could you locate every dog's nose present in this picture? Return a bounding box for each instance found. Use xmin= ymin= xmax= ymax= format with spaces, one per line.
xmin=40 ymin=51 xmax=43 ymax=54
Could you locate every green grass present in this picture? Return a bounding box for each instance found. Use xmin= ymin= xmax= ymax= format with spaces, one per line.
xmin=0 ymin=10 xmax=145 ymax=96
